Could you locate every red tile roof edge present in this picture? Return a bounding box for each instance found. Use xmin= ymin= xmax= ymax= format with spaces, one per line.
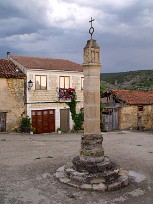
xmin=110 ymin=89 xmax=153 ymax=105
xmin=10 ymin=55 xmax=83 ymax=72
xmin=0 ymin=59 xmax=25 ymax=78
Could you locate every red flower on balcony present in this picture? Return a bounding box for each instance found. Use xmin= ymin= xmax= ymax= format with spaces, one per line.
xmin=59 ymin=88 xmax=75 ymax=100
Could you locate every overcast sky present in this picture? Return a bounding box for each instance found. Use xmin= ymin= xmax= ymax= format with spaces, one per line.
xmin=0 ymin=0 xmax=153 ymax=73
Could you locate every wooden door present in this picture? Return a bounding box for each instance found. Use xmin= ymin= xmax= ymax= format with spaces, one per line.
xmin=102 ymin=113 xmax=113 ymax=131
xmin=37 ymin=110 xmax=43 ymax=134
xmin=0 ymin=112 xmax=6 ymax=132
xmin=43 ymin=110 xmax=49 ymax=133
xmin=60 ymin=109 xmax=70 ymax=133
xmin=32 ymin=109 xmax=55 ymax=134
xmin=112 ymin=109 xmax=118 ymax=130
xmin=102 ymin=108 xmax=119 ymax=131
xmin=48 ymin=110 xmax=55 ymax=132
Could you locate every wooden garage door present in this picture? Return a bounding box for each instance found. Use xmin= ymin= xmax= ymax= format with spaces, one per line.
xmin=32 ymin=109 xmax=55 ymax=134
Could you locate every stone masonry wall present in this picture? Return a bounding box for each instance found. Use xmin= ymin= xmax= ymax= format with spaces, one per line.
xmin=0 ymin=78 xmax=25 ymax=131
xmin=142 ymin=105 xmax=153 ymax=130
xmin=28 ymin=75 xmax=83 ymax=103
xmin=120 ymin=106 xmax=138 ymax=130
xmin=72 ymin=76 xmax=83 ymax=112
xmin=27 ymin=73 xmax=84 ymax=131
xmin=120 ymin=105 xmax=153 ymax=130
xmin=28 ymin=74 xmax=83 ymax=114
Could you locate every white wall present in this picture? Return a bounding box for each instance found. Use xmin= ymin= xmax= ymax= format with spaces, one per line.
xmin=26 ymin=69 xmax=84 ymax=131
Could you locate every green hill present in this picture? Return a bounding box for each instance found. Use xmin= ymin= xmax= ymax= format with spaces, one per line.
xmin=100 ymin=70 xmax=153 ymax=91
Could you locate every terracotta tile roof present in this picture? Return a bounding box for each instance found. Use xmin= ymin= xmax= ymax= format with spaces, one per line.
xmin=111 ymin=89 xmax=153 ymax=105
xmin=11 ymin=56 xmax=83 ymax=72
xmin=0 ymin=59 xmax=25 ymax=78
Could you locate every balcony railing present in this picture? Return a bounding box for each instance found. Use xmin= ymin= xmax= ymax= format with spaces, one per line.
xmin=59 ymin=88 xmax=75 ymax=100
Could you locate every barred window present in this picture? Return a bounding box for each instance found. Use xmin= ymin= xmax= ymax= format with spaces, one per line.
xmin=138 ymin=105 xmax=144 ymax=111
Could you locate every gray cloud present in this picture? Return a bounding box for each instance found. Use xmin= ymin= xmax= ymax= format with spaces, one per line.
xmin=0 ymin=0 xmax=153 ymax=73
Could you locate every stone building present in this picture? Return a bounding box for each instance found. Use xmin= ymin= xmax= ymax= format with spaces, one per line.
xmin=0 ymin=59 xmax=25 ymax=132
xmin=9 ymin=55 xmax=84 ymax=133
xmin=101 ymin=89 xmax=153 ymax=131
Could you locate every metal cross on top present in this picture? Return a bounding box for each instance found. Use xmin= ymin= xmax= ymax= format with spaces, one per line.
xmin=89 ymin=17 xmax=95 ymax=39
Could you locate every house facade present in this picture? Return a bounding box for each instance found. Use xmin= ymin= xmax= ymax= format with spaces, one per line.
xmin=101 ymin=90 xmax=153 ymax=131
xmin=0 ymin=59 xmax=25 ymax=132
xmin=9 ymin=55 xmax=84 ymax=133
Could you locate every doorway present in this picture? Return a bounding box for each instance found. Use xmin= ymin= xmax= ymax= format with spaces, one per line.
xmin=60 ymin=109 xmax=70 ymax=132
xmin=0 ymin=112 xmax=6 ymax=132
xmin=102 ymin=108 xmax=119 ymax=131
xmin=31 ymin=109 xmax=55 ymax=134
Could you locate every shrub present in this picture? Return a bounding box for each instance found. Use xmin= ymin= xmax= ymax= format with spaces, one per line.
xmin=66 ymin=94 xmax=84 ymax=131
xmin=20 ymin=116 xmax=31 ymax=133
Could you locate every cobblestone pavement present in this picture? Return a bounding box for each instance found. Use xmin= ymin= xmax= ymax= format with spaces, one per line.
xmin=0 ymin=131 xmax=153 ymax=204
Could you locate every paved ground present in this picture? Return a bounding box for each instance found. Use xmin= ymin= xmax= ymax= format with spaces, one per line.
xmin=0 ymin=131 xmax=153 ymax=204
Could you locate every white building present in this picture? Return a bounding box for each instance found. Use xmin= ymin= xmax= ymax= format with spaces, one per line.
xmin=9 ymin=55 xmax=84 ymax=133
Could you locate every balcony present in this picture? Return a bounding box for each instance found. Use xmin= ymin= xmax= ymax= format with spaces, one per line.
xmin=59 ymin=88 xmax=75 ymax=100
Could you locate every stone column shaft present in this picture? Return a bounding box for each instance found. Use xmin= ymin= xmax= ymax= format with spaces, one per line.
xmin=83 ymin=64 xmax=101 ymax=134
xmin=78 ymin=39 xmax=104 ymax=161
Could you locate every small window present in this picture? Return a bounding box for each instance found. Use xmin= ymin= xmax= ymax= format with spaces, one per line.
xmin=81 ymin=77 xmax=84 ymax=90
xmin=35 ymin=75 xmax=47 ymax=90
xmin=49 ymin=110 xmax=53 ymax=114
xmin=138 ymin=105 xmax=144 ymax=111
xmin=31 ymin=111 xmax=36 ymax=116
xmin=43 ymin=111 xmax=48 ymax=115
xmin=37 ymin=111 xmax=42 ymax=115
xmin=60 ymin=76 xmax=70 ymax=88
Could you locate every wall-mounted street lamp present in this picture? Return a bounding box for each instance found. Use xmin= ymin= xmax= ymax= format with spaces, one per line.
xmin=28 ymin=80 xmax=33 ymax=90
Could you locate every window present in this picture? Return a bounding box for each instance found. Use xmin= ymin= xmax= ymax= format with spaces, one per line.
xmin=138 ymin=105 xmax=144 ymax=111
xmin=35 ymin=75 xmax=47 ymax=90
xmin=81 ymin=77 xmax=84 ymax=90
xmin=60 ymin=76 xmax=70 ymax=88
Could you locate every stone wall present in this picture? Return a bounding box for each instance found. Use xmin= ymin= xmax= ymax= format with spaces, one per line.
xmin=26 ymin=71 xmax=84 ymax=131
xmin=120 ymin=106 xmax=138 ymax=130
xmin=0 ymin=78 xmax=25 ymax=131
xmin=120 ymin=105 xmax=153 ymax=130
xmin=27 ymin=72 xmax=83 ymax=103
xmin=142 ymin=105 xmax=153 ymax=130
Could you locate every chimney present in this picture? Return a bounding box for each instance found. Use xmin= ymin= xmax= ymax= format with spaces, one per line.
xmin=7 ymin=51 xmax=10 ymax=59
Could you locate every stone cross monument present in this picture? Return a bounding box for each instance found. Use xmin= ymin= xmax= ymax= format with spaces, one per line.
xmin=72 ymin=21 xmax=105 ymax=173
xmin=56 ymin=18 xmax=129 ymax=191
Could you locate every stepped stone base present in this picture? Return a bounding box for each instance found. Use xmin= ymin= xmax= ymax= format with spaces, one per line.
xmin=72 ymin=155 xmax=111 ymax=173
xmin=56 ymin=157 xmax=129 ymax=191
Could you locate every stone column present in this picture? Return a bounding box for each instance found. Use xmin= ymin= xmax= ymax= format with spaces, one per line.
xmin=83 ymin=39 xmax=101 ymax=134
xmin=56 ymin=38 xmax=129 ymax=191
xmin=72 ymin=39 xmax=105 ymax=172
